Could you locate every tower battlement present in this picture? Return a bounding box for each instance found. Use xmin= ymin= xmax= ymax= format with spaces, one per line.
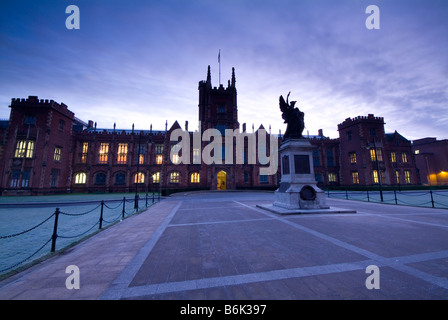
xmin=10 ymin=96 xmax=74 ymax=119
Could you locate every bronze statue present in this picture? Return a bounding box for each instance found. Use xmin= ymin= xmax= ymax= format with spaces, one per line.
xmin=279 ymin=92 xmax=305 ymax=140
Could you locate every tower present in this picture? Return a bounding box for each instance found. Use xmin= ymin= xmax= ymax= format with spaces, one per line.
xmin=198 ymin=65 xmax=238 ymax=134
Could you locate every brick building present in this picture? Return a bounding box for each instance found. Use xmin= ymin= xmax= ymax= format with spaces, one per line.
xmin=412 ymin=138 xmax=448 ymax=186
xmin=337 ymin=114 xmax=419 ymax=187
xmin=0 ymin=66 xmax=425 ymax=196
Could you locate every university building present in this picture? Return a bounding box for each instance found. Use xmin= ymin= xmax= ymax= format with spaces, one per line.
xmin=0 ymin=66 xmax=440 ymax=196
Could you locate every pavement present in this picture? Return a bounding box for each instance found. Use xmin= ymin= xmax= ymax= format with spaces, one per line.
xmin=0 ymin=191 xmax=447 ymax=300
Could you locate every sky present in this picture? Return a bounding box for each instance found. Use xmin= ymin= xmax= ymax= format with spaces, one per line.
xmin=0 ymin=0 xmax=447 ymax=140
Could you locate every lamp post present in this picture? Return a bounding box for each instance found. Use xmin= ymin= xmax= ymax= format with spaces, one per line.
xmin=366 ymin=138 xmax=384 ymax=202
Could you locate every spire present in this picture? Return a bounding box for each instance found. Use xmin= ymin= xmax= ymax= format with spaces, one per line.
xmin=231 ymin=67 xmax=236 ymax=88
xmin=206 ymin=65 xmax=212 ymax=88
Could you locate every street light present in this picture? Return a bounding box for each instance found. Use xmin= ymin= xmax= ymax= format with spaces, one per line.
xmin=366 ymin=138 xmax=384 ymax=202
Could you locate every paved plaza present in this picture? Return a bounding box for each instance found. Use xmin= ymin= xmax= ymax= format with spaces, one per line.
xmin=0 ymin=191 xmax=447 ymax=300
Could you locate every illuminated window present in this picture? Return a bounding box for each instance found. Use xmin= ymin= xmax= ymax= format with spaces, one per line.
xmin=352 ymin=172 xmax=359 ymax=184
xmin=99 ymin=143 xmax=109 ymax=164
xmin=404 ymin=170 xmax=411 ymax=184
xmin=152 ymin=172 xmax=160 ymax=183
xmin=134 ymin=172 xmax=145 ymax=184
xmin=171 ymin=144 xmax=181 ymax=164
xmin=170 ymin=172 xmax=180 ymax=183
xmin=414 ymin=150 xmax=420 ymax=155
xmin=402 ymin=152 xmax=408 ymax=163
xmin=81 ymin=142 xmax=88 ymax=163
xmin=191 ymin=172 xmax=200 ymax=183
xmin=370 ymin=148 xmax=383 ymax=161
xmin=139 ymin=154 xmax=144 ymax=165
xmin=328 ymin=173 xmax=337 ymax=182
xmin=54 ymin=147 xmax=62 ymax=161
xmin=156 ymin=154 xmax=163 ymax=165
xmin=74 ymin=172 xmax=86 ymax=184
xmin=117 ymin=143 xmax=128 ymax=164
xmin=373 ymin=170 xmax=379 ymax=184
xmin=391 ymin=152 xmax=397 ymax=163
xmin=349 ymin=152 xmax=357 ymax=164
xmin=14 ymin=140 xmax=34 ymax=158
xmin=395 ymin=170 xmax=400 ymax=184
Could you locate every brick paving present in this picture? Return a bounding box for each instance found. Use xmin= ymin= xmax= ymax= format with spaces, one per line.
xmin=0 ymin=191 xmax=447 ymax=300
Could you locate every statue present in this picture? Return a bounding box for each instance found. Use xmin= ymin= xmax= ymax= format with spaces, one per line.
xmin=279 ymin=92 xmax=305 ymax=141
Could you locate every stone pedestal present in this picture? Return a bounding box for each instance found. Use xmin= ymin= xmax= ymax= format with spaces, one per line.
xmin=273 ymin=139 xmax=329 ymax=210
xmin=257 ymin=138 xmax=356 ymax=215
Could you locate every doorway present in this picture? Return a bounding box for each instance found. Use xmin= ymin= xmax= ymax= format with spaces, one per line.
xmin=217 ymin=171 xmax=227 ymax=190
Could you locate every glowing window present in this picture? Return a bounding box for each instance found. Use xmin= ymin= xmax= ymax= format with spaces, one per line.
xmin=75 ymin=172 xmax=86 ymax=184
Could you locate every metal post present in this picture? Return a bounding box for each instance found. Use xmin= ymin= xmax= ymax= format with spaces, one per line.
xmin=394 ymin=190 xmax=398 ymax=205
xmin=372 ymin=138 xmax=384 ymax=202
xmin=51 ymin=208 xmax=60 ymax=252
xmin=99 ymin=200 xmax=104 ymax=229
xmin=367 ymin=190 xmax=370 ymax=202
xmin=122 ymin=197 xmax=126 ymax=219
xmin=430 ymin=190 xmax=435 ymax=208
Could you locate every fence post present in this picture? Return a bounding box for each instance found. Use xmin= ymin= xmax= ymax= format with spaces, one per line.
xmin=122 ymin=197 xmax=126 ymax=219
xmin=51 ymin=208 xmax=60 ymax=252
xmin=394 ymin=190 xmax=398 ymax=205
xmin=145 ymin=192 xmax=148 ymax=208
xmin=430 ymin=190 xmax=435 ymax=208
xmin=99 ymin=200 xmax=104 ymax=229
xmin=152 ymin=192 xmax=155 ymax=203
xmin=366 ymin=190 xmax=370 ymax=202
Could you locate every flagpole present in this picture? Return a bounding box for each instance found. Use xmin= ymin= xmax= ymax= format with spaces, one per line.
xmin=218 ymin=49 xmax=221 ymax=86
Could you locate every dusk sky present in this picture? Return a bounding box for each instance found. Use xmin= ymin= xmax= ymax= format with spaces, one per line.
xmin=1 ymin=0 xmax=447 ymax=140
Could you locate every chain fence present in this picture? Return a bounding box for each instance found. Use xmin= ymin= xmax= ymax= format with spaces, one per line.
xmin=326 ymin=189 xmax=448 ymax=209
xmin=0 ymin=192 xmax=161 ymax=277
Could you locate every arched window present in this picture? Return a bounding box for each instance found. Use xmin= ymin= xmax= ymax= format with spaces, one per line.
xmin=191 ymin=172 xmax=200 ymax=183
xmin=95 ymin=172 xmax=106 ymax=185
xmin=170 ymin=172 xmax=180 ymax=183
xmin=115 ymin=172 xmax=126 ymax=185
xmin=152 ymin=172 xmax=160 ymax=183
xmin=134 ymin=172 xmax=145 ymax=184
xmin=74 ymin=172 xmax=86 ymax=184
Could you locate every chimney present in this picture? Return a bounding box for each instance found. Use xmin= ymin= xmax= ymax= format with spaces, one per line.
xmin=318 ymin=129 xmax=323 ymax=137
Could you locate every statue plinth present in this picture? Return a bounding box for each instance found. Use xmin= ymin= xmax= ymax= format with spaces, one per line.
xmin=273 ymin=138 xmax=329 ymax=210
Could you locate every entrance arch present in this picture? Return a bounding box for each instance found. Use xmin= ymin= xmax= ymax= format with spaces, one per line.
xmin=217 ymin=171 xmax=227 ymax=190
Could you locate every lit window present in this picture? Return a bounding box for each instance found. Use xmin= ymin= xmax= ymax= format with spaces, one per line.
xmin=99 ymin=143 xmax=109 ymax=164
xmin=75 ymin=172 xmax=86 ymax=184
xmin=404 ymin=170 xmax=411 ymax=184
xmin=170 ymin=172 xmax=179 ymax=183
xmin=156 ymin=154 xmax=163 ymax=165
xmin=152 ymin=172 xmax=160 ymax=183
xmin=352 ymin=172 xmax=359 ymax=184
xmin=14 ymin=140 xmax=34 ymax=158
xmin=81 ymin=142 xmax=88 ymax=163
xmin=191 ymin=172 xmax=200 ymax=183
xmin=54 ymin=147 xmax=62 ymax=161
xmin=402 ymin=152 xmax=408 ymax=163
xmin=370 ymin=148 xmax=383 ymax=161
xmin=171 ymin=144 xmax=181 ymax=164
xmin=373 ymin=170 xmax=379 ymax=184
xmin=139 ymin=154 xmax=144 ymax=165
xmin=117 ymin=143 xmax=128 ymax=164
xmin=414 ymin=150 xmax=420 ymax=155
xmin=349 ymin=152 xmax=357 ymax=164
xmin=134 ymin=172 xmax=145 ymax=184
xmin=328 ymin=173 xmax=337 ymax=182
xmin=395 ymin=170 xmax=400 ymax=183
xmin=391 ymin=152 xmax=397 ymax=163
